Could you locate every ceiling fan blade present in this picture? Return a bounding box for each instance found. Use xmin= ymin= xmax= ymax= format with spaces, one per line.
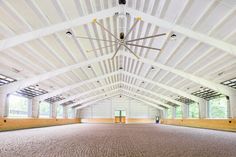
xmin=94 ymin=19 xmax=120 ymax=41
xmin=126 ymin=43 xmax=161 ymax=51
xmin=126 ymin=33 xmax=166 ymax=43
xmin=86 ymin=44 xmax=117 ymax=53
xmin=75 ymin=36 xmax=118 ymax=44
xmin=124 ymin=17 xmax=141 ymax=40
xmin=111 ymin=44 xmax=122 ymax=60
xmin=123 ymin=45 xmax=140 ymax=59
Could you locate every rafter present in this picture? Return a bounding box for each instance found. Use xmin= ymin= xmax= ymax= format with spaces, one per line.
xmin=121 ymin=82 xmax=184 ymax=106
xmin=35 ymin=71 xmax=120 ymax=101
xmin=68 ymin=89 xmax=120 ymax=108
xmin=122 ymin=71 xmax=203 ymax=103
xmin=127 ymin=7 xmax=236 ymax=57
xmin=74 ymin=93 xmax=119 ymax=110
xmin=120 ymin=88 xmax=171 ymax=108
xmin=56 ymin=82 xmax=120 ymax=105
xmin=122 ymin=53 xmax=236 ymax=97
xmin=74 ymin=90 xmax=164 ymax=110
xmin=0 ymin=7 xmax=119 ymax=52
xmin=0 ymin=53 xmax=113 ymax=94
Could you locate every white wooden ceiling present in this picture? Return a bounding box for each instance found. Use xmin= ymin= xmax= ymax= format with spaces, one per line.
xmin=0 ymin=0 xmax=235 ymax=109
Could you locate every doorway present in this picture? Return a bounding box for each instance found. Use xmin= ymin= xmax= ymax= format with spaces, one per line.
xmin=114 ymin=110 xmax=126 ymax=123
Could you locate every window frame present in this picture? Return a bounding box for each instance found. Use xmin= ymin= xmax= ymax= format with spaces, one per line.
xmin=188 ymin=102 xmax=199 ymax=119
xmin=39 ymin=101 xmax=51 ymax=118
xmin=208 ymin=96 xmax=228 ymax=119
xmin=7 ymin=94 xmax=30 ymax=118
xmin=56 ymin=105 xmax=64 ymax=118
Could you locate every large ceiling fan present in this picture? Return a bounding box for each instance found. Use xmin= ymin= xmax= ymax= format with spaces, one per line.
xmin=66 ymin=0 xmax=167 ymax=60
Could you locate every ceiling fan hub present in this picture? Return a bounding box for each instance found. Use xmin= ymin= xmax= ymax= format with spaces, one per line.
xmin=120 ymin=32 xmax=125 ymax=40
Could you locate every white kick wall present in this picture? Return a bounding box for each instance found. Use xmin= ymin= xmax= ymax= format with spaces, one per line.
xmin=79 ymin=96 xmax=160 ymax=119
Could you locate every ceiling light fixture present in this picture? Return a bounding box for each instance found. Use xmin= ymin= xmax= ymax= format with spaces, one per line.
xmin=66 ymin=31 xmax=73 ymax=38
xmin=170 ymin=33 xmax=177 ymax=40
xmin=66 ymin=0 xmax=166 ymax=61
xmin=88 ymin=65 xmax=92 ymax=69
xmin=119 ymin=0 xmax=126 ymax=5
xmin=218 ymin=72 xmax=224 ymax=76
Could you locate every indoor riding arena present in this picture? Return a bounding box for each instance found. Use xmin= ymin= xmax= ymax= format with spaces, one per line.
xmin=0 ymin=0 xmax=236 ymax=157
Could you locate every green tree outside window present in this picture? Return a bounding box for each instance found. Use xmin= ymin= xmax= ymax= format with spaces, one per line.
xmin=209 ymin=97 xmax=227 ymax=118
xmin=175 ymin=106 xmax=182 ymax=118
xmin=189 ymin=102 xmax=199 ymax=118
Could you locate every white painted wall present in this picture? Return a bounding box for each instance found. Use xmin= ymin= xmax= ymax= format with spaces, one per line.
xmin=79 ymin=96 xmax=160 ymax=118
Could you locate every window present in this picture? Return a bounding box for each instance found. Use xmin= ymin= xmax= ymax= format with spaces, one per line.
xmin=209 ymin=97 xmax=227 ymax=119
xmin=8 ymin=95 xmax=29 ymax=117
xmin=189 ymin=102 xmax=199 ymax=118
xmin=39 ymin=102 xmax=51 ymax=118
xmin=175 ymin=106 xmax=182 ymax=118
xmin=68 ymin=108 xmax=75 ymax=118
xmin=167 ymin=108 xmax=172 ymax=119
xmin=57 ymin=105 xmax=63 ymax=118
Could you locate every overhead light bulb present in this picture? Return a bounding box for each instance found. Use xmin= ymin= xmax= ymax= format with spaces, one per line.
xmin=0 ymin=74 xmax=6 ymax=79
xmin=66 ymin=31 xmax=73 ymax=38
xmin=34 ymin=85 xmax=39 ymax=90
xmin=170 ymin=33 xmax=177 ymax=40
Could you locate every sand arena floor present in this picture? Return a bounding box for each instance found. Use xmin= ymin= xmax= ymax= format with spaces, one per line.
xmin=1 ymin=124 xmax=236 ymax=157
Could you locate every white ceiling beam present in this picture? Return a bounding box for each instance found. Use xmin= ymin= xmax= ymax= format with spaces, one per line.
xmin=36 ymin=71 xmax=120 ymax=101
xmin=122 ymin=93 xmax=164 ymax=110
xmin=121 ymin=91 xmax=165 ymax=110
xmin=0 ymin=7 xmax=119 ymax=52
xmin=74 ymin=93 xmax=120 ymax=110
xmin=122 ymin=71 xmax=203 ymax=103
xmin=121 ymin=82 xmax=184 ymax=106
xmin=58 ymin=81 xmax=166 ymax=109
xmin=139 ymin=57 xmax=236 ymax=97
xmin=75 ymin=91 xmax=164 ymax=110
xmin=70 ymin=89 xmax=120 ymax=109
xmin=120 ymin=88 xmax=171 ymax=108
xmin=123 ymin=52 xmax=236 ymax=97
xmin=127 ymin=7 xmax=236 ymax=57
xmin=57 ymin=82 xmax=120 ymax=105
xmin=0 ymin=53 xmax=113 ymax=94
